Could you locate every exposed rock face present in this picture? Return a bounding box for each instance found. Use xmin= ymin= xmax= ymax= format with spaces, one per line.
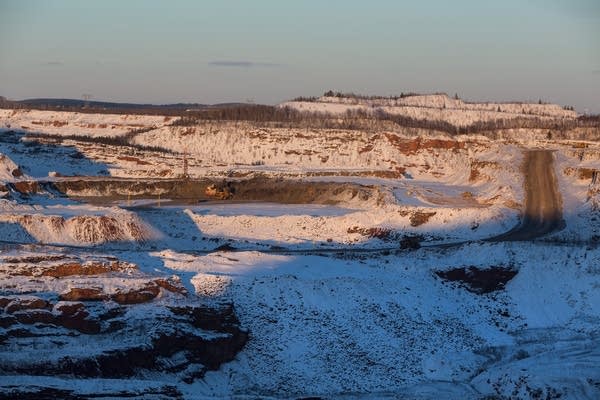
xmin=59 ymin=287 xmax=108 ymax=301
xmin=385 ymin=134 xmax=467 ymax=155
xmin=46 ymin=177 xmax=384 ymax=206
xmin=3 ymin=296 xmax=49 ymax=313
xmin=40 ymin=260 xmax=133 ymax=277
xmin=0 ymin=256 xmax=135 ymax=278
xmin=0 ymin=153 xmax=26 ymax=182
xmin=110 ymin=283 xmax=160 ymax=304
xmin=0 ymin=251 xmax=248 ymax=390
xmin=0 ymin=296 xmax=100 ymax=334
xmin=0 ymin=385 xmax=184 ymax=400
xmin=0 ymin=212 xmax=154 ymax=246
xmin=347 ymin=226 xmax=394 ymax=240
xmin=0 ymin=297 xmax=247 ymax=380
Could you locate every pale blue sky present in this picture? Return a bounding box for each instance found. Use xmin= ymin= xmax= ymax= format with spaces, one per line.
xmin=1 ymin=0 xmax=599 ymax=112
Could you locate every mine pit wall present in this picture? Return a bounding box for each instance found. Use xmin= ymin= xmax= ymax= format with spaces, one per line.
xmin=135 ymin=124 xmax=478 ymax=175
xmin=11 ymin=178 xmax=388 ymax=206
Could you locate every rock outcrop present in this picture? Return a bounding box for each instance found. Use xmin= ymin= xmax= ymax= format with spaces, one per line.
xmin=0 ymin=251 xmax=248 ymax=389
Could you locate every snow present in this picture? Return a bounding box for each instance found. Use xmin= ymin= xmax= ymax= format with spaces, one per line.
xmin=1 ymin=107 xmax=599 ymax=398
xmin=0 ymin=204 xmax=159 ymax=246
xmin=547 ymin=144 xmax=600 ymax=242
xmin=0 ymin=109 xmax=172 ymax=138
xmin=315 ymin=94 xmax=576 ymax=117
xmin=281 ymin=94 xmax=577 ymax=127
xmin=154 ymin=242 xmax=600 ymax=398
xmin=2 ymin=240 xmax=598 ymax=398
xmin=0 ymin=130 xmax=111 ymax=178
xmin=0 ymin=153 xmax=27 ymax=182
xmin=183 ymin=203 xmax=517 ymax=247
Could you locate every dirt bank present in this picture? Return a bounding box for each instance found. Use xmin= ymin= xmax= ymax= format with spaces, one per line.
xmin=11 ymin=177 xmax=387 ymax=206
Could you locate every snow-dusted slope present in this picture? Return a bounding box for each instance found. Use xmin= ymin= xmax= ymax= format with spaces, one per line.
xmin=0 ymin=204 xmax=158 ymax=246
xmin=0 ymin=153 xmax=26 ymax=182
xmin=0 ymin=249 xmax=247 ymax=397
xmin=282 ymin=94 xmax=577 ymax=127
xmin=0 ymin=109 xmax=172 ymax=137
xmin=1 ymin=106 xmax=599 ymax=399
xmin=154 ymin=242 xmax=600 ymax=399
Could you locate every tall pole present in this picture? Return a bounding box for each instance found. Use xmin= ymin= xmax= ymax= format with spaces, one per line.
xmin=183 ymin=146 xmax=189 ymax=178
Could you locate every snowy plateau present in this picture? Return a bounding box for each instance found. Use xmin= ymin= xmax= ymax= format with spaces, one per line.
xmin=0 ymin=94 xmax=599 ymax=399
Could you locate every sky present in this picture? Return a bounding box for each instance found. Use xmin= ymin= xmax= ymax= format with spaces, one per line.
xmin=0 ymin=0 xmax=599 ymax=112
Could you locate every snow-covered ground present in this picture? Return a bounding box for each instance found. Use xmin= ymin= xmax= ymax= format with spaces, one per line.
xmin=282 ymin=94 xmax=577 ymax=127
xmin=2 ymin=242 xmax=597 ymax=399
xmin=0 ymin=108 xmax=173 ymax=137
xmin=0 ymin=107 xmax=599 ymax=399
xmin=159 ymin=242 xmax=600 ymax=398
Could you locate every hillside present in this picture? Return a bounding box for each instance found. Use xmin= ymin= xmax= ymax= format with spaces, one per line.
xmin=0 ymin=96 xmax=248 ymax=114
xmin=283 ymin=93 xmax=577 ymax=127
xmin=0 ymin=97 xmax=599 ymax=399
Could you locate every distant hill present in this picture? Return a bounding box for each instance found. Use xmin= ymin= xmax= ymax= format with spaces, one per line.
xmin=0 ymin=97 xmax=251 ymax=115
xmin=19 ymin=98 xmax=207 ymax=109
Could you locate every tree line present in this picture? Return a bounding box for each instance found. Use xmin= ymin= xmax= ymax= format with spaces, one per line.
xmin=3 ymin=95 xmax=599 ymax=137
xmin=173 ymin=104 xmax=600 ymax=135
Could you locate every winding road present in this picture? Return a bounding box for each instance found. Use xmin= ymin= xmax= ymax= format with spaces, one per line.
xmin=489 ymin=150 xmax=564 ymax=241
